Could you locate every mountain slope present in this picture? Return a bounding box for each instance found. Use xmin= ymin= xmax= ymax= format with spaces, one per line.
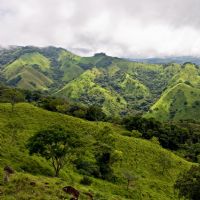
xmin=145 ymin=64 xmax=200 ymax=121
xmin=56 ymin=68 xmax=127 ymax=117
xmin=2 ymin=52 xmax=52 ymax=90
xmin=0 ymin=46 xmax=200 ymax=120
xmin=130 ymin=56 xmax=200 ymax=65
xmin=0 ymin=103 xmax=192 ymax=199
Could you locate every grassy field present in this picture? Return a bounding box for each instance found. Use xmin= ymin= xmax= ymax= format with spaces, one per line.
xmin=0 ymin=103 xmax=192 ymax=199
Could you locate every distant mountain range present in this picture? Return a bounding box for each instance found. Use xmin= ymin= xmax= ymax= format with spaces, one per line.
xmin=130 ymin=56 xmax=200 ymax=65
xmin=0 ymin=46 xmax=200 ymax=121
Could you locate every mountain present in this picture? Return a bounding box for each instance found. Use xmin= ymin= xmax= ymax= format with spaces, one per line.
xmin=145 ymin=63 xmax=200 ymax=121
xmin=0 ymin=46 xmax=200 ymax=121
xmin=0 ymin=102 xmax=191 ymax=199
xmin=130 ymin=56 xmax=200 ymax=65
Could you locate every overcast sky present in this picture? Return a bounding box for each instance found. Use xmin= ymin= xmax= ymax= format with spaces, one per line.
xmin=0 ymin=0 xmax=200 ymax=57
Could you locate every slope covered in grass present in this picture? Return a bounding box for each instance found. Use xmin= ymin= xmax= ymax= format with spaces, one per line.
xmin=0 ymin=103 xmax=192 ymax=199
xmin=2 ymin=52 xmax=52 ymax=90
xmin=145 ymin=64 xmax=200 ymax=121
xmin=58 ymin=50 xmax=84 ymax=82
xmin=1 ymin=46 xmax=200 ymax=120
xmin=56 ymin=68 xmax=127 ymax=117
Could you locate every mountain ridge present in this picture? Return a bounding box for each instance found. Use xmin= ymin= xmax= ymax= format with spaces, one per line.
xmin=1 ymin=46 xmax=200 ymax=121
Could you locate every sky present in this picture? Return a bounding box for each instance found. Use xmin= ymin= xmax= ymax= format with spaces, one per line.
xmin=0 ymin=0 xmax=200 ymax=58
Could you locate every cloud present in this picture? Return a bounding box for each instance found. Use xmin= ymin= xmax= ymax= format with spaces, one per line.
xmin=0 ymin=0 xmax=200 ymax=57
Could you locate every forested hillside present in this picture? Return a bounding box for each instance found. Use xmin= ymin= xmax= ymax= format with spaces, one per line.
xmin=1 ymin=46 xmax=200 ymax=120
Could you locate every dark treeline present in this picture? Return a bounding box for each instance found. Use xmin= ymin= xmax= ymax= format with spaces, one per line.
xmin=0 ymin=84 xmax=106 ymax=121
xmin=122 ymin=116 xmax=200 ymax=163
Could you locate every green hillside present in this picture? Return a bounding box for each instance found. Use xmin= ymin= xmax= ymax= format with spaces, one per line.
xmin=58 ymin=50 xmax=84 ymax=82
xmin=145 ymin=64 xmax=200 ymax=121
xmin=2 ymin=52 xmax=52 ymax=90
xmin=1 ymin=46 xmax=200 ymax=120
xmin=56 ymin=68 xmax=127 ymax=117
xmin=0 ymin=103 xmax=192 ymax=199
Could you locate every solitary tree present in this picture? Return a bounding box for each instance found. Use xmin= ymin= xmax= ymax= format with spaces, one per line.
xmin=94 ymin=126 xmax=118 ymax=181
xmin=27 ymin=125 xmax=80 ymax=177
xmin=3 ymin=89 xmax=25 ymax=112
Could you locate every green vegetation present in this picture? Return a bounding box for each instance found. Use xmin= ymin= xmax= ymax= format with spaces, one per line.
xmin=2 ymin=52 xmax=52 ymax=90
xmin=0 ymin=46 xmax=200 ymax=199
xmin=27 ymin=125 xmax=82 ymax=177
xmin=0 ymin=103 xmax=192 ymax=199
xmin=146 ymin=64 xmax=200 ymax=121
xmin=175 ymin=165 xmax=200 ymax=200
xmin=1 ymin=46 xmax=200 ymax=120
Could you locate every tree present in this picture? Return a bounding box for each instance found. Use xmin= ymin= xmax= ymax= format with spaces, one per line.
xmin=174 ymin=166 xmax=200 ymax=200
xmin=2 ymin=89 xmax=25 ymax=112
xmin=27 ymin=125 xmax=80 ymax=177
xmin=86 ymin=105 xmax=106 ymax=121
xmin=94 ymin=126 xmax=117 ymax=181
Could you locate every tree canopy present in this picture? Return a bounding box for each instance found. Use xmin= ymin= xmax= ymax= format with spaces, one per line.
xmin=27 ymin=125 xmax=81 ymax=177
xmin=175 ymin=165 xmax=200 ymax=200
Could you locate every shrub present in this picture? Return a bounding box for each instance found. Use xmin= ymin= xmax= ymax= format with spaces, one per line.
xmin=80 ymin=176 xmax=93 ymax=186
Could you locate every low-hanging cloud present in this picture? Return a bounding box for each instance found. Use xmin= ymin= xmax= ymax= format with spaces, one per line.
xmin=0 ymin=0 xmax=200 ymax=57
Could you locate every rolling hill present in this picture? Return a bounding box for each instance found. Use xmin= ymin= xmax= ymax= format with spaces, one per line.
xmin=145 ymin=63 xmax=200 ymax=121
xmin=0 ymin=46 xmax=200 ymax=120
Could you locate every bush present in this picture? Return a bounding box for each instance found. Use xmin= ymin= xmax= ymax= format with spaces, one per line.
xmin=75 ymin=160 xmax=99 ymax=177
xmin=122 ymin=130 xmax=142 ymax=138
xmin=80 ymin=176 xmax=93 ymax=186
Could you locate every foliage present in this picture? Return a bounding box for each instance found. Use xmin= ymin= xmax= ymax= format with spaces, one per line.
xmin=175 ymin=165 xmax=200 ymax=200
xmin=0 ymin=87 xmax=25 ymax=111
xmin=80 ymin=176 xmax=93 ymax=186
xmin=27 ymin=125 xmax=81 ymax=176
xmin=85 ymin=105 xmax=106 ymax=121
xmin=1 ymin=46 xmax=200 ymax=120
xmin=0 ymin=102 xmax=191 ymax=199
xmin=123 ymin=116 xmax=189 ymax=150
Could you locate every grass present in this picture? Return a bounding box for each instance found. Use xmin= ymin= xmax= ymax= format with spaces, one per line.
xmin=1 ymin=47 xmax=200 ymax=120
xmin=145 ymin=64 xmax=200 ymax=121
xmin=3 ymin=52 xmax=50 ymax=78
xmin=56 ymin=68 xmax=127 ymax=117
xmin=0 ymin=103 xmax=193 ymax=199
xmin=58 ymin=50 xmax=84 ymax=82
xmin=2 ymin=52 xmax=52 ymax=90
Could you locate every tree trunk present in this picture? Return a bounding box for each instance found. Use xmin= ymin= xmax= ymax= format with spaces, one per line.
xmin=54 ymin=165 xmax=60 ymax=177
xmin=3 ymin=171 xmax=9 ymax=183
xmin=11 ymin=103 xmax=14 ymax=112
xmin=127 ymin=180 xmax=130 ymax=190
